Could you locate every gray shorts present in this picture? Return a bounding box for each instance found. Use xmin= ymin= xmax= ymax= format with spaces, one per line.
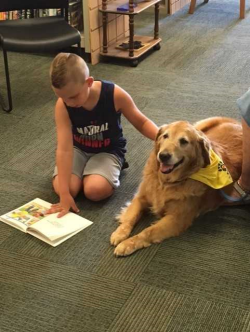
xmin=53 ymin=148 xmax=123 ymax=188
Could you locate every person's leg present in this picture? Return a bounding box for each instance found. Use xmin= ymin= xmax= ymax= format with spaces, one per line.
xmin=221 ymin=118 xmax=250 ymax=203
xmin=52 ymin=148 xmax=91 ymax=198
xmin=53 ymin=174 xmax=82 ymax=198
xmin=83 ymin=153 xmax=122 ymax=201
xmin=83 ymin=175 xmax=114 ymax=201
xmin=238 ymin=118 xmax=250 ymax=191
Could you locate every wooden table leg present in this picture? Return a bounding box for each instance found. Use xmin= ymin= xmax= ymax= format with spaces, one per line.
xmin=189 ymin=0 xmax=197 ymax=14
xmin=102 ymin=12 xmax=108 ymax=53
xmin=240 ymin=0 xmax=245 ymax=18
xmin=129 ymin=15 xmax=134 ymax=58
xmin=154 ymin=2 xmax=159 ymax=39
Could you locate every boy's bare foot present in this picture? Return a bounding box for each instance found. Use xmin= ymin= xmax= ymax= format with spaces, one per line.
xmin=220 ymin=180 xmax=250 ymax=206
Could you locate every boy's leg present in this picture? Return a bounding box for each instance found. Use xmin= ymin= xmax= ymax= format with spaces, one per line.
xmin=83 ymin=153 xmax=122 ymax=201
xmin=53 ymin=174 xmax=82 ymax=198
xmin=52 ymin=148 xmax=91 ymax=197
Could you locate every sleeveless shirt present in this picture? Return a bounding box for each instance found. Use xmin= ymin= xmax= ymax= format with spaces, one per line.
xmin=66 ymin=80 xmax=127 ymax=160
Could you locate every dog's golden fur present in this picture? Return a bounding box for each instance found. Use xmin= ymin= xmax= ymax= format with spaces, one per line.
xmin=110 ymin=117 xmax=243 ymax=256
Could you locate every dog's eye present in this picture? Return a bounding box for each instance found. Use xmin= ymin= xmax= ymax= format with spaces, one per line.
xmin=179 ymin=138 xmax=189 ymax=145
xmin=163 ymin=133 xmax=169 ymax=139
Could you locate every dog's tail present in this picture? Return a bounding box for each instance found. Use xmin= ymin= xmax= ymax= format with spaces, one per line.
xmin=194 ymin=117 xmax=239 ymax=133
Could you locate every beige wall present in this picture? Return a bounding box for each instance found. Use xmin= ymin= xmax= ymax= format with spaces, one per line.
xmin=169 ymin=0 xmax=190 ymax=14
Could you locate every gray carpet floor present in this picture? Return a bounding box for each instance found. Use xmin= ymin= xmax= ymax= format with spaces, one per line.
xmin=1 ymin=1 xmax=250 ymax=331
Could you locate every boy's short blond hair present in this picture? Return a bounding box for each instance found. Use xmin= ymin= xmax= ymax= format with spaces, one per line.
xmin=50 ymin=53 xmax=89 ymax=89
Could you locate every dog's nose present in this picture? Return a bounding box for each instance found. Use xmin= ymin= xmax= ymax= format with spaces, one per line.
xmin=159 ymin=153 xmax=172 ymax=163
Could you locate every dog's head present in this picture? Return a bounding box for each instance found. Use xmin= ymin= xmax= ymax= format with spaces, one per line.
xmin=155 ymin=121 xmax=211 ymax=182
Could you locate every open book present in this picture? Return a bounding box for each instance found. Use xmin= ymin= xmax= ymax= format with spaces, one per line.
xmin=0 ymin=198 xmax=93 ymax=247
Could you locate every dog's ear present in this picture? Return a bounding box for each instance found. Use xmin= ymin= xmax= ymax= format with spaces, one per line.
xmin=198 ymin=134 xmax=211 ymax=167
xmin=155 ymin=126 xmax=165 ymax=141
xmin=155 ymin=126 xmax=164 ymax=154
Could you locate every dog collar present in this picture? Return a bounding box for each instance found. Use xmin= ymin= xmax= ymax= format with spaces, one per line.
xmin=189 ymin=149 xmax=233 ymax=189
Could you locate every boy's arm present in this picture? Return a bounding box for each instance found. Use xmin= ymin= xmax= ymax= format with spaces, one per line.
xmin=114 ymin=85 xmax=159 ymax=140
xmin=48 ymin=98 xmax=79 ymax=217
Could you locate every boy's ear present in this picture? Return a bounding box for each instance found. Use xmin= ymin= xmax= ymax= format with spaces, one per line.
xmin=86 ymin=76 xmax=94 ymax=87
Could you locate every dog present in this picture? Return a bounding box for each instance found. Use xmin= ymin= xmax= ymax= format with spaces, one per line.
xmin=110 ymin=117 xmax=243 ymax=256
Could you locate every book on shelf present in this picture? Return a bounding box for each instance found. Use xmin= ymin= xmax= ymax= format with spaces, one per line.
xmin=0 ymin=198 xmax=93 ymax=247
xmin=69 ymin=0 xmax=83 ymax=31
xmin=0 ymin=0 xmax=83 ymax=24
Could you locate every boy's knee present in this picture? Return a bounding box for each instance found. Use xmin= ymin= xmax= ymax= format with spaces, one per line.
xmin=69 ymin=187 xmax=80 ymax=198
xmin=53 ymin=175 xmax=82 ymax=198
xmin=84 ymin=183 xmax=114 ymax=201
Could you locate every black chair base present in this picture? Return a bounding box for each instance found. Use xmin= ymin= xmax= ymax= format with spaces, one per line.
xmin=0 ymin=42 xmax=82 ymax=113
xmin=0 ymin=48 xmax=12 ymax=112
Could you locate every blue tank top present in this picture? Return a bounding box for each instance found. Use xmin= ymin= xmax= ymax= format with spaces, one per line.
xmin=66 ymin=80 xmax=127 ymax=161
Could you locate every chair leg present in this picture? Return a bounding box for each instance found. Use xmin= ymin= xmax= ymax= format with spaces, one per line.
xmin=77 ymin=42 xmax=82 ymax=57
xmin=240 ymin=0 xmax=245 ymax=18
xmin=189 ymin=0 xmax=197 ymax=14
xmin=0 ymin=49 xmax=13 ymax=112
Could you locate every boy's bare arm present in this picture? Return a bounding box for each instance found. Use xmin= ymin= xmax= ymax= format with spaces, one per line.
xmin=55 ymin=98 xmax=73 ymax=194
xmin=114 ymin=85 xmax=159 ymax=140
xmin=47 ymin=98 xmax=79 ymax=217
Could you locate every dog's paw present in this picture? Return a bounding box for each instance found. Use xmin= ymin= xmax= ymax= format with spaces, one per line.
xmin=110 ymin=225 xmax=131 ymax=246
xmin=114 ymin=238 xmax=137 ymax=257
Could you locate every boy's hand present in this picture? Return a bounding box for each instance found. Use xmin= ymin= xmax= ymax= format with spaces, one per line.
xmin=46 ymin=194 xmax=79 ymax=218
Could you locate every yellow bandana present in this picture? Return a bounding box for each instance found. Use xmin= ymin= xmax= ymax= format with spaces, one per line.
xmin=189 ymin=149 xmax=233 ymax=189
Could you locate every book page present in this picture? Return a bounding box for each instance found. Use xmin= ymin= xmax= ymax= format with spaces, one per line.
xmin=0 ymin=198 xmax=50 ymax=232
xmin=27 ymin=212 xmax=93 ymax=243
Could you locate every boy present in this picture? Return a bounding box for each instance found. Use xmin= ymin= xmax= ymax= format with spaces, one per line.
xmin=48 ymin=53 xmax=158 ymax=218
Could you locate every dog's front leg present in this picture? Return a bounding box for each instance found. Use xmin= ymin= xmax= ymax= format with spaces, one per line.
xmin=110 ymin=194 xmax=148 ymax=246
xmin=114 ymin=212 xmax=195 ymax=256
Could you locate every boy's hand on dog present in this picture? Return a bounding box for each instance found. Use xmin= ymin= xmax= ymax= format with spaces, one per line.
xmin=46 ymin=193 xmax=79 ymax=218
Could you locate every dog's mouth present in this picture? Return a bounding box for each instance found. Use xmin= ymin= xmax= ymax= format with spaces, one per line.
xmin=160 ymin=157 xmax=185 ymax=174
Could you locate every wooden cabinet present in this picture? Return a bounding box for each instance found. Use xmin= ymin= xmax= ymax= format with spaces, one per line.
xmin=99 ymin=0 xmax=161 ymax=66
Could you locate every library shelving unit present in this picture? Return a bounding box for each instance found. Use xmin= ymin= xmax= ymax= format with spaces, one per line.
xmin=99 ymin=0 xmax=161 ymax=67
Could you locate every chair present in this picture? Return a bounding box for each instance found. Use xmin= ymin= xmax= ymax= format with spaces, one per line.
xmin=189 ymin=0 xmax=245 ymax=18
xmin=0 ymin=0 xmax=82 ymax=112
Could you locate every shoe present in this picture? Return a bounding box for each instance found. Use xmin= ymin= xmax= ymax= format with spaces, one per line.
xmin=122 ymin=160 xmax=129 ymax=170
xmin=220 ymin=181 xmax=250 ymax=205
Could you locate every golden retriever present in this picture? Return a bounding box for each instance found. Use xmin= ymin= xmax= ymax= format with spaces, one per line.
xmin=110 ymin=117 xmax=243 ymax=256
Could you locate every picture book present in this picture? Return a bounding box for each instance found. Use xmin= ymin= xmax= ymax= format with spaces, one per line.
xmin=0 ymin=198 xmax=93 ymax=247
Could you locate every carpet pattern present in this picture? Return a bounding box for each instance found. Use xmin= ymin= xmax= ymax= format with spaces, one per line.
xmin=1 ymin=1 xmax=250 ymax=331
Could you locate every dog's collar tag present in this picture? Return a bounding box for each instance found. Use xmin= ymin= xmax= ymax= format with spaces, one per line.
xmin=189 ymin=149 xmax=233 ymax=189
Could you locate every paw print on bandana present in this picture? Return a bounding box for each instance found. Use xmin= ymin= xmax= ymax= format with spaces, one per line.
xmin=218 ymin=161 xmax=230 ymax=175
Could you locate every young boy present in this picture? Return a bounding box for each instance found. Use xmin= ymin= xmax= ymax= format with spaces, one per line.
xmin=48 ymin=53 xmax=158 ymax=218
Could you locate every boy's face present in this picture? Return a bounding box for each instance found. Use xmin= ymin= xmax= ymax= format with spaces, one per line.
xmin=53 ymin=77 xmax=93 ymax=108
